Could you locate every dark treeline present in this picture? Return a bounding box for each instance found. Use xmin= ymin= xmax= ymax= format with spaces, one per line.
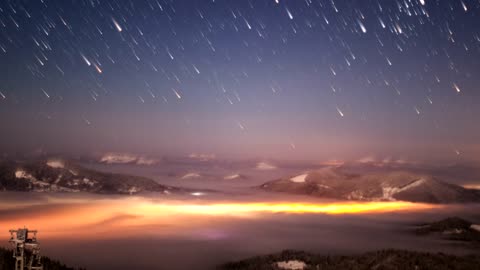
xmin=221 ymin=249 xmax=480 ymax=270
xmin=0 ymin=247 xmax=83 ymax=270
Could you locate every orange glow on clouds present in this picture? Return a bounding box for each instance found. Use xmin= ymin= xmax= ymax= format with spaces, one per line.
xmin=137 ymin=201 xmax=438 ymax=216
xmin=0 ymin=197 xmax=440 ymax=240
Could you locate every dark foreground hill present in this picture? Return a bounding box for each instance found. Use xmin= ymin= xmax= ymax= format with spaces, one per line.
xmin=0 ymin=247 xmax=81 ymax=270
xmin=415 ymin=217 xmax=480 ymax=243
xmin=0 ymin=159 xmax=186 ymax=195
xmin=260 ymin=167 xmax=480 ymax=203
xmin=220 ymin=249 xmax=480 ymax=270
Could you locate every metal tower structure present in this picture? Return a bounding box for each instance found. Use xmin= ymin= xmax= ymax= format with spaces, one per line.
xmin=8 ymin=228 xmax=43 ymax=270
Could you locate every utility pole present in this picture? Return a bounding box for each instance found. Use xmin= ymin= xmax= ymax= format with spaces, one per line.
xmin=9 ymin=228 xmax=43 ymax=270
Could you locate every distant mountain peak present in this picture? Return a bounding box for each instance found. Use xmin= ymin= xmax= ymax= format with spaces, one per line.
xmin=260 ymin=168 xmax=480 ymax=204
xmin=0 ymin=159 xmax=186 ymax=195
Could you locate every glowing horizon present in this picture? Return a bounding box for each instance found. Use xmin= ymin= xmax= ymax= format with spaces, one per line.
xmin=137 ymin=201 xmax=440 ymax=216
xmin=0 ymin=197 xmax=442 ymax=240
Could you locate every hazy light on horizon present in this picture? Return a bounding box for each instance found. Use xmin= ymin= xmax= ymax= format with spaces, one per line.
xmin=0 ymin=196 xmax=441 ymax=240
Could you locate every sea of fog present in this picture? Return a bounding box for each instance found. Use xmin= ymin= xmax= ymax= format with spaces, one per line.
xmin=0 ymin=163 xmax=479 ymax=270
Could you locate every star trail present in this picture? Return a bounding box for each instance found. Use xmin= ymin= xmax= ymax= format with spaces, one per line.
xmin=0 ymin=0 xmax=479 ymax=162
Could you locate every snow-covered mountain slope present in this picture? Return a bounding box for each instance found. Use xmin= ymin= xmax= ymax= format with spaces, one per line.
xmin=260 ymin=167 xmax=480 ymax=203
xmin=0 ymin=160 xmax=183 ymax=195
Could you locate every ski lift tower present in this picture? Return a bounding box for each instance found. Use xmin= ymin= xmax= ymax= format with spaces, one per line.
xmin=8 ymin=228 xmax=43 ymax=270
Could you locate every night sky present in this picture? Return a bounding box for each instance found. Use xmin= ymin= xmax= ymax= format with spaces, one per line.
xmin=0 ymin=0 xmax=479 ymax=162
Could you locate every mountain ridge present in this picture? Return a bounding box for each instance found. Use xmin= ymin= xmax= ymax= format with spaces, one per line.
xmin=260 ymin=167 xmax=480 ymax=203
xmin=0 ymin=159 xmax=185 ymax=195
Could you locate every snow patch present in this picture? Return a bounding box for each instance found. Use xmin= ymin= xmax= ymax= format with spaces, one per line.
xmin=382 ymin=178 xmax=426 ymax=200
xmin=100 ymin=153 xmax=137 ymax=164
xmin=127 ymin=186 xmax=139 ymax=195
xmin=256 ymin=162 xmax=276 ymax=170
xmin=181 ymin=173 xmax=201 ymax=179
xmin=15 ymin=170 xmax=79 ymax=192
xmin=100 ymin=153 xmax=157 ymax=165
xmin=224 ymin=174 xmax=241 ymax=180
xmin=355 ymin=156 xmax=411 ymax=167
xmin=317 ymin=184 xmax=331 ymax=189
xmin=470 ymin=224 xmax=480 ymax=232
xmin=276 ymin=260 xmax=307 ymax=270
xmin=136 ymin=157 xmax=157 ymax=165
xmin=15 ymin=170 xmax=36 ymax=181
xmin=188 ymin=153 xmax=216 ymax=161
xmin=83 ymin=178 xmax=96 ymax=187
xmin=69 ymin=179 xmax=81 ymax=186
xmin=357 ymin=156 xmax=376 ymax=164
xmin=443 ymin=229 xmax=464 ymax=235
xmin=348 ymin=190 xmax=365 ymax=200
xmin=46 ymin=160 xmax=64 ymax=169
xmin=290 ymin=174 xmax=308 ymax=183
